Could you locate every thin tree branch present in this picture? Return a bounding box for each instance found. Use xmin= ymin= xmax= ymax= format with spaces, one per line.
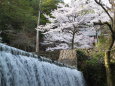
xmin=94 ymin=20 xmax=114 ymax=34
xmin=94 ymin=0 xmax=113 ymax=23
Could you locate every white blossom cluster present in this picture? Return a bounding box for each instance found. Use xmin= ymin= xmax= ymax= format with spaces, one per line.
xmin=39 ymin=0 xmax=112 ymax=51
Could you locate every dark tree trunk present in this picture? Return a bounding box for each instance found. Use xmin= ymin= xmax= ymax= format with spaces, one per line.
xmin=93 ymin=1 xmax=115 ymax=85
xmin=71 ymin=33 xmax=75 ymax=49
xmin=104 ymin=34 xmax=114 ymax=86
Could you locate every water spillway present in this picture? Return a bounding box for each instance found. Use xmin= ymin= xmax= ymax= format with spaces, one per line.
xmin=0 ymin=43 xmax=85 ymax=86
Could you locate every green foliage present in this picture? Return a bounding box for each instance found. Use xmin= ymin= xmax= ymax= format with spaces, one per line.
xmin=77 ymin=49 xmax=115 ymax=86
xmin=42 ymin=0 xmax=60 ymax=14
xmin=77 ymin=49 xmax=106 ymax=86
xmin=96 ymin=34 xmax=114 ymax=62
xmin=0 ymin=0 xmax=37 ymax=31
xmin=77 ymin=49 xmax=104 ymax=62
xmin=77 ymin=49 xmax=89 ymax=61
xmin=0 ymin=0 xmax=60 ymax=31
xmin=93 ymin=51 xmax=104 ymax=58
xmin=0 ymin=0 xmax=60 ymax=51
xmin=82 ymin=62 xmax=107 ymax=86
xmin=0 ymin=0 xmax=60 ymax=30
xmin=96 ymin=35 xmax=110 ymax=50
xmin=80 ymin=9 xmax=95 ymax=15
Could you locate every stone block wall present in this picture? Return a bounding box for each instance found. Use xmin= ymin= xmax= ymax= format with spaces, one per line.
xmin=58 ymin=49 xmax=77 ymax=67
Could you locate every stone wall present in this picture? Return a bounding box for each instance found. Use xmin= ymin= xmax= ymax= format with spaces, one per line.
xmin=58 ymin=49 xmax=77 ymax=67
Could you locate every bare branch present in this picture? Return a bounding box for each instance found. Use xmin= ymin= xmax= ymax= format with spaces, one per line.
xmin=94 ymin=0 xmax=113 ymax=22
xmin=93 ymin=20 xmax=113 ymax=34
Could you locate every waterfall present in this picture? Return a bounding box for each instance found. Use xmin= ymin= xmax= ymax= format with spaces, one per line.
xmin=0 ymin=43 xmax=85 ymax=86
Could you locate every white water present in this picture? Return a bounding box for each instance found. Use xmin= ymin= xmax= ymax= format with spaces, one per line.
xmin=0 ymin=43 xmax=85 ymax=86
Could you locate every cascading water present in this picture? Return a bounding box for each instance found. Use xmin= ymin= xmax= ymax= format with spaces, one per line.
xmin=0 ymin=43 xmax=85 ymax=86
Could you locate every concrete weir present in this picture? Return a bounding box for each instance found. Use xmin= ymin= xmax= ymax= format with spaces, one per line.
xmin=0 ymin=43 xmax=85 ymax=86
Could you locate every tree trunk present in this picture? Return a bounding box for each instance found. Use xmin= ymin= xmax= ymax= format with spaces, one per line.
xmin=104 ymin=52 xmax=113 ymax=86
xmin=36 ymin=30 xmax=39 ymax=53
xmin=35 ymin=0 xmax=41 ymax=53
xmin=104 ymin=34 xmax=114 ymax=86
xmin=71 ymin=33 xmax=75 ymax=49
xmin=105 ymin=4 xmax=115 ymax=86
xmin=94 ymin=1 xmax=115 ymax=86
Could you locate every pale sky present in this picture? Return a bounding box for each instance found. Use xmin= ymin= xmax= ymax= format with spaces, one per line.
xmin=64 ymin=0 xmax=71 ymax=4
xmin=64 ymin=0 xmax=111 ymax=7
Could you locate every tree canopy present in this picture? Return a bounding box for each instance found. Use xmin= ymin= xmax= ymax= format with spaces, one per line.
xmin=0 ymin=0 xmax=60 ymax=51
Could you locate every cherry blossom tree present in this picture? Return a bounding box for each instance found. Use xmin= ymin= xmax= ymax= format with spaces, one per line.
xmin=37 ymin=0 xmax=110 ymax=50
xmin=38 ymin=0 xmax=114 ymax=85
xmin=93 ymin=0 xmax=115 ymax=86
xmin=41 ymin=0 xmax=102 ymax=49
